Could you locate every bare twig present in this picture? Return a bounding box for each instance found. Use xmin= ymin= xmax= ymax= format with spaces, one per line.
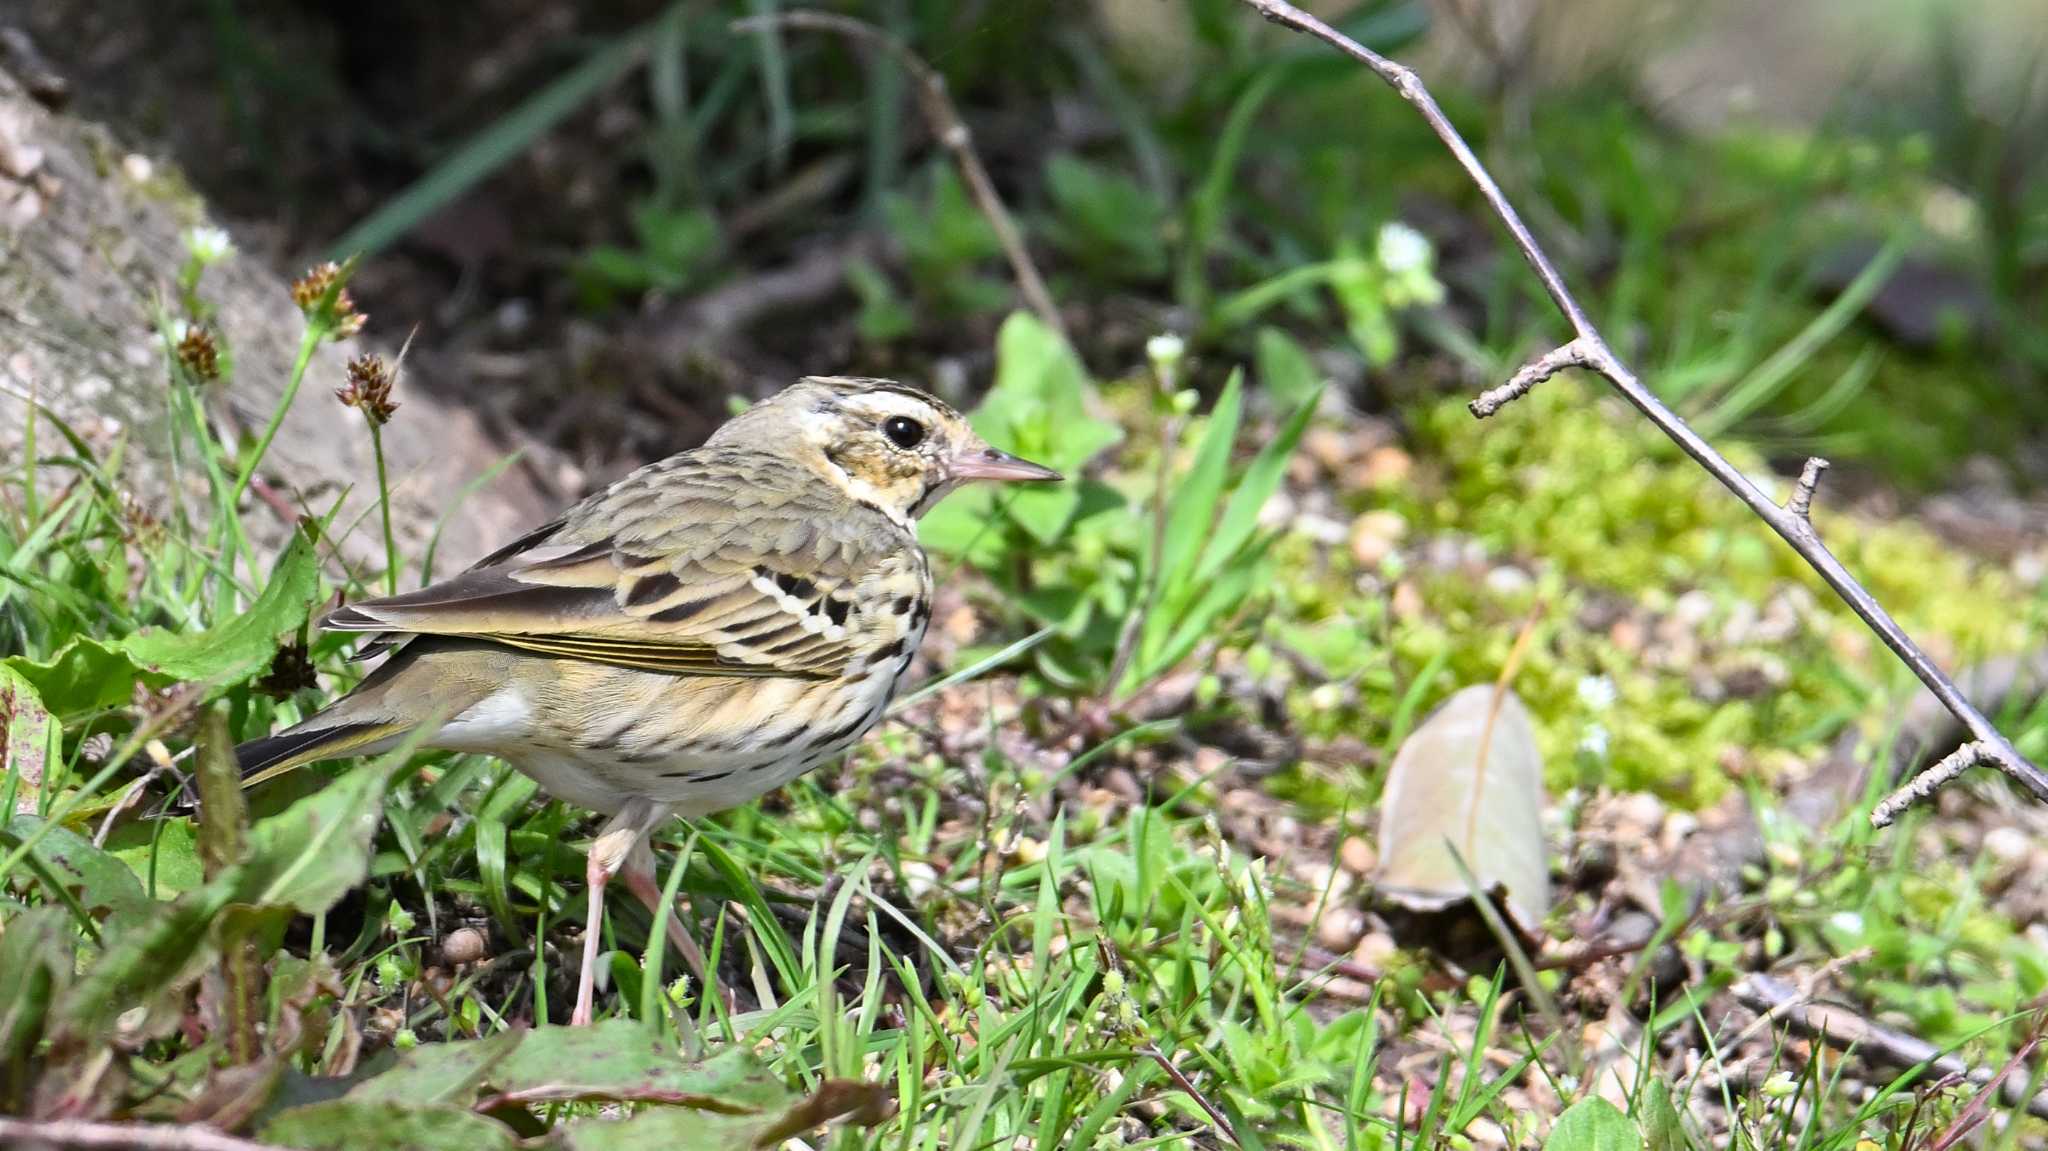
xmin=1733 ymin=975 xmax=2048 ymax=1120
xmin=1786 ymin=456 xmax=1829 ymax=523
xmin=0 ymin=1117 xmax=291 ymax=1151
xmin=1870 ymin=741 xmax=1991 ymax=828
xmin=1236 ymin=0 xmax=2048 ymax=823
xmin=732 ymin=10 xmax=1065 ymax=338
xmin=1468 ymin=339 xmax=1589 ymax=417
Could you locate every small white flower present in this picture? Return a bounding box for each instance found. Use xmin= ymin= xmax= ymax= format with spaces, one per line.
xmin=167 ymin=318 xmax=192 ymax=344
xmin=1828 ymin=910 xmax=1864 ymax=936
xmin=1576 ymin=674 xmax=1618 ymax=712
xmin=183 ymin=225 xmax=235 ymax=266
xmin=1579 ymin=723 xmax=1610 ymax=760
xmin=1375 ymin=221 xmax=1431 ymax=276
xmin=1145 ymin=333 xmax=1186 ymax=369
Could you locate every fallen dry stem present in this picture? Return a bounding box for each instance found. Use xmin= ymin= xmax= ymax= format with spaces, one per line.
xmin=1235 ymin=0 xmax=2048 ymax=824
xmin=732 ymin=10 xmax=1065 ymax=339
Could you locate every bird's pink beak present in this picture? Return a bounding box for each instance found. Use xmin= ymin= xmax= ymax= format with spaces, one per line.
xmin=948 ymin=445 xmax=1063 ymax=483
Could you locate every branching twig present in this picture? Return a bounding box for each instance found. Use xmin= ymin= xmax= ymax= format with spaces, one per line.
xmin=1468 ymin=338 xmax=1588 ymax=417
xmin=0 ymin=1117 xmax=291 ymax=1151
xmin=1733 ymin=975 xmax=2048 ymax=1120
xmin=732 ymin=10 xmax=1065 ymax=338
xmin=1236 ymin=0 xmax=2048 ymax=824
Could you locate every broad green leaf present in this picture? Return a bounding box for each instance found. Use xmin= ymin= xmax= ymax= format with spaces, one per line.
xmin=915 ymin=487 xmax=1005 ymax=566
xmin=3 ymin=815 xmax=150 ymax=935
xmin=1544 ymin=1097 xmax=1642 ymax=1151
xmin=263 ymin=1100 xmax=521 ymax=1151
xmin=1003 ymin=485 xmax=1085 ymax=546
xmin=107 ymin=817 xmax=205 ymax=898
xmin=54 ymin=755 xmax=402 ymax=1042
xmin=479 ymin=1022 xmax=790 ymax=1110
xmin=555 ymin=1079 xmax=890 ymax=1150
xmin=1157 ymin=371 xmax=1243 ymax=592
xmin=1194 ymin=386 xmax=1321 ymax=587
xmin=3 ymin=636 xmax=151 ymax=718
xmin=114 ymin=528 xmax=321 ymax=686
xmin=346 ymin=1028 xmax=525 ymax=1107
xmin=975 ymin=313 xmax=1122 ymax=477
xmin=1376 ymin=685 xmax=1552 ymax=930
xmin=1254 ymin=326 xmax=1324 ymax=410
xmin=52 ymin=878 xmax=236 ymax=1042
xmin=238 ymin=754 xmax=405 ymax=914
xmin=0 ymin=907 xmax=69 ymax=1095
xmin=0 ymin=665 xmax=58 ymax=811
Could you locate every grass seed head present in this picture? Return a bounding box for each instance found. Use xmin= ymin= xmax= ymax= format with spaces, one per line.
xmin=338 ymin=352 xmax=400 ymax=425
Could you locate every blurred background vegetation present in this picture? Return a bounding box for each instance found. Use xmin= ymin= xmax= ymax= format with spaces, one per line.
xmin=7 ymin=0 xmax=2048 ymax=1144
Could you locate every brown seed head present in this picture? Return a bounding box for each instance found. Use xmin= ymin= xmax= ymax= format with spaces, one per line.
xmin=256 ymin=638 xmax=320 ymax=698
xmin=175 ymin=323 xmax=219 ymax=382
xmin=290 ymin=260 xmax=367 ymax=337
xmin=337 ymin=352 xmax=400 ymax=426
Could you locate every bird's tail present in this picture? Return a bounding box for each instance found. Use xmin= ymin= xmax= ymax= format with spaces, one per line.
xmin=234 ymin=638 xmax=487 ymax=788
xmin=234 ymin=720 xmax=410 ymax=788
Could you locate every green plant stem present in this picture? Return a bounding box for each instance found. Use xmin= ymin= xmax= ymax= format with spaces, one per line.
xmin=231 ymin=315 xmax=329 ymax=509
xmin=367 ymin=418 xmax=398 ymax=595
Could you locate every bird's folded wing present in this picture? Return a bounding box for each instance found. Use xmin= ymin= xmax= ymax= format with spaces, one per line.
xmin=325 ymin=511 xmax=882 ymax=680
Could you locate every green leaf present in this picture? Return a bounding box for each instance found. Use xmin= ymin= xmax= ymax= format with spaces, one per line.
xmin=238 ymin=754 xmax=406 ymax=915
xmin=3 ymin=636 xmax=150 ymax=719
xmin=976 ymin=313 xmax=1122 ymax=476
xmin=556 ymin=1078 xmax=890 ymax=1151
xmin=1002 ymin=485 xmax=1086 ymax=547
xmin=263 ymin=1100 xmax=521 ymax=1151
xmin=53 ymin=754 xmax=402 ymax=1043
xmin=967 ymin=314 xmax=1122 ymax=545
xmin=346 ymin=1028 xmax=525 ymax=1107
xmin=107 ymin=816 xmax=204 ymax=898
xmin=478 ymin=1022 xmax=791 ymax=1110
xmin=1194 ymin=385 xmax=1320 ymax=587
xmin=0 ymin=665 xmax=58 ymax=811
xmin=114 ymin=528 xmax=322 ymax=686
xmin=52 ymin=878 xmax=234 ymax=1042
xmin=0 ymin=907 xmax=69 ymax=1101
xmin=1158 ymin=371 xmax=1244 ymax=591
xmin=1637 ymin=1078 xmax=1688 ymax=1151
xmin=3 ymin=814 xmax=150 ymax=935
xmin=1544 ymin=1098 xmax=1642 ymax=1151
xmin=1254 ymin=326 xmax=1325 ymax=411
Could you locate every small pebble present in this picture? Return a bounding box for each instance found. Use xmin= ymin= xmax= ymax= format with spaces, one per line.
xmin=1339 ymin=835 xmax=1377 ymax=875
xmin=1352 ymin=445 xmax=1413 ymax=490
xmin=1983 ymin=825 xmax=2030 ymax=867
xmin=440 ymin=927 xmax=489 ymax=966
xmin=1352 ymin=931 xmax=1397 ymax=968
xmin=1348 ymin=509 xmax=1408 ymax=569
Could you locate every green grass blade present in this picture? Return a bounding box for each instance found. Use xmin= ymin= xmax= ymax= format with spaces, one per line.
xmin=328 ymin=23 xmax=663 ymax=258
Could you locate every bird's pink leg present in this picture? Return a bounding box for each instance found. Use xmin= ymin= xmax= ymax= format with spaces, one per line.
xmin=570 ymin=811 xmax=654 ymax=1026
xmin=620 ymin=855 xmax=712 ymax=991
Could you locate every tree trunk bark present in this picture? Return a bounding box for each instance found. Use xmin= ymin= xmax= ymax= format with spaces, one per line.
xmin=0 ymin=62 xmax=548 ymax=580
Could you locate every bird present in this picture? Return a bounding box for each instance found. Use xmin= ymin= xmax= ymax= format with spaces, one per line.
xmin=232 ymin=376 xmax=1061 ymax=1024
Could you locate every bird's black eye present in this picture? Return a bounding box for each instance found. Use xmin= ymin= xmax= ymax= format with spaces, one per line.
xmin=883 ymin=415 xmax=926 ymax=449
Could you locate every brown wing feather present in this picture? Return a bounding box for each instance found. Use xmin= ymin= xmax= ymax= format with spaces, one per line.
xmin=326 ymin=446 xmax=905 ymax=680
